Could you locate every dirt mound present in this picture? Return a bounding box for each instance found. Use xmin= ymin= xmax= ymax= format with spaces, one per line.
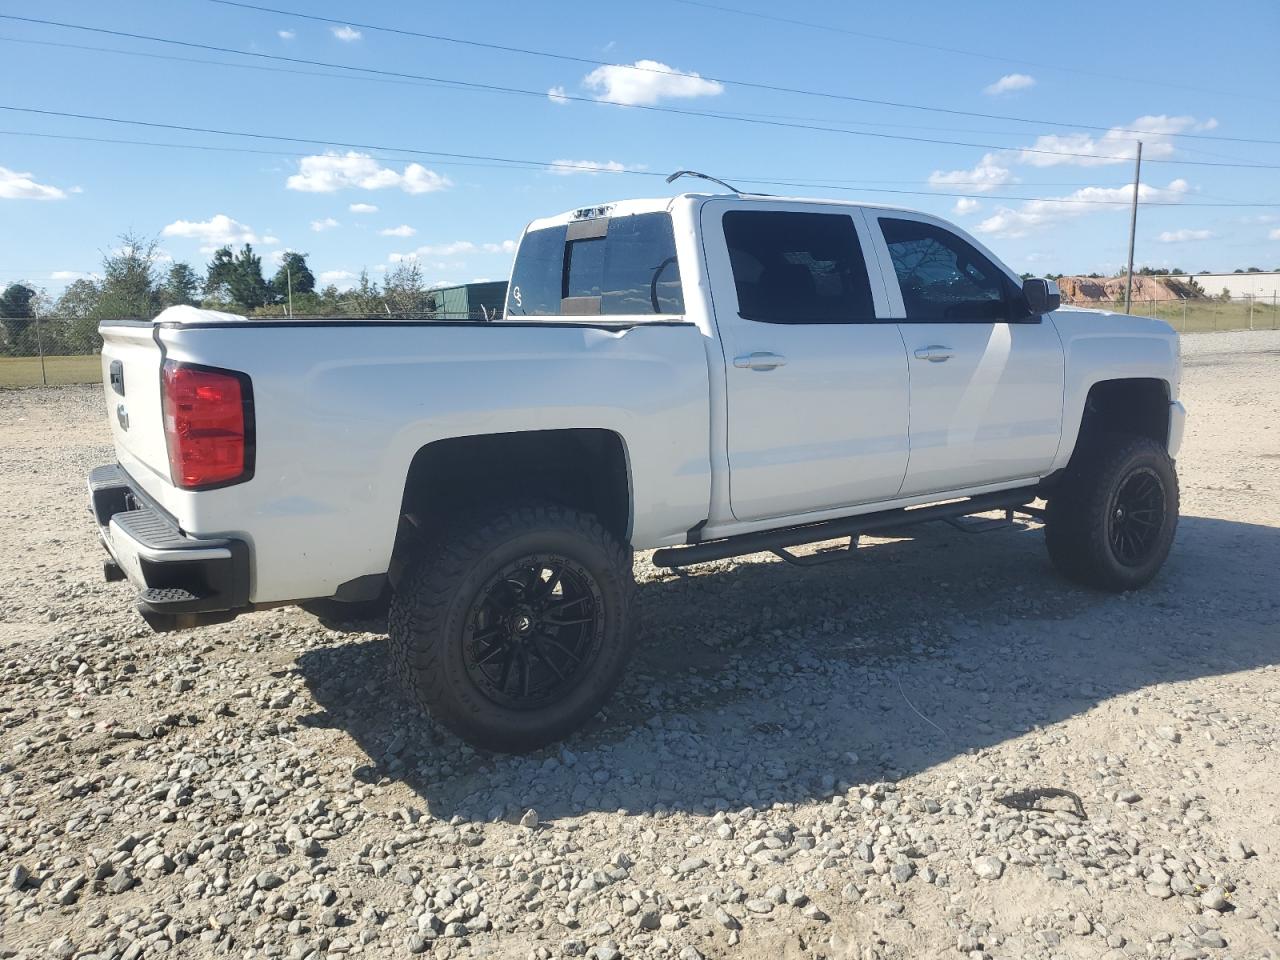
xmin=1058 ymin=274 xmax=1202 ymax=303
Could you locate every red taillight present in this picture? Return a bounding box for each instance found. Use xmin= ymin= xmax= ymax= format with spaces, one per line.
xmin=161 ymin=361 xmax=254 ymax=489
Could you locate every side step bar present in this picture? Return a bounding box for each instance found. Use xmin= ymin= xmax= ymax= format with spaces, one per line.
xmin=651 ymin=487 xmax=1039 ymax=569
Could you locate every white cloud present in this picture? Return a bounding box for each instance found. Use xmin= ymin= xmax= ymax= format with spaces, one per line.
xmin=1018 ymin=115 xmax=1212 ymax=168
xmin=261 ymin=234 xmax=280 ymax=245
xmin=380 ymin=224 xmax=416 ymax=237
xmin=161 ymin=213 xmax=260 ymax=252
xmin=419 ymin=241 xmax=475 ymax=256
xmin=113 ymin=245 xmax=173 ymax=264
xmin=287 ymin=152 xmax=450 ymax=194
xmin=1270 ymin=228 xmax=1280 ymax=240
xmin=547 ymin=85 xmax=569 ymax=105
xmin=51 ymin=270 xmax=87 ymax=280
xmin=1156 ymin=228 xmax=1214 ymax=243
xmin=349 ymin=202 xmax=378 ymax=213
xmin=319 ymin=270 xmax=355 ymax=283
xmin=952 ymin=197 xmax=981 ymax=215
xmin=310 ymin=217 xmax=339 ymax=232
xmin=277 ymin=29 xmax=295 ymax=40
xmin=0 ymin=165 xmax=67 ymax=200
xmin=976 ymin=179 xmax=1189 ymax=239
xmin=984 ymin=73 xmax=1035 ymax=96
xmin=928 ymin=153 xmax=1014 ymax=192
xmin=388 ymin=239 xmax=514 ymax=263
xmin=331 ymin=25 xmax=361 ymax=41
xmin=582 ymin=59 xmax=723 ymax=106
xmin=547 ymin=159 xmax=635 ymax=176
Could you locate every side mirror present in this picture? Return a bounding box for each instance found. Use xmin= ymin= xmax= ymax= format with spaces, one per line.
xmin=1022 ymin=277 xmax=1061 ymax=316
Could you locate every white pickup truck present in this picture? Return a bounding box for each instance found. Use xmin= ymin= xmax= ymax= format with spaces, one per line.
xmin=90 ymin=189 xmax=1185 ymax=751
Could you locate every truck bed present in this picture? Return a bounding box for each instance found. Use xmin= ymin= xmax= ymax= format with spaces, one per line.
xmin=98 ymin=311 xmax=713 ymax=604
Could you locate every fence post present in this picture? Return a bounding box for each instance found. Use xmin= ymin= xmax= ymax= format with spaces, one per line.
xmin=1181 ymin=298 xmax=1187 ymax=332
xmin=1249 ymin=295 xmax=1254 ymax=331
xmin=34 ymin=313 xmax=48 ymax=386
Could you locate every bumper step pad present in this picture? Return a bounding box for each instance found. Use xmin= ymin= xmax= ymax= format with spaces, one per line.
xmin=90 ymin=463 xmax=251 ymax=630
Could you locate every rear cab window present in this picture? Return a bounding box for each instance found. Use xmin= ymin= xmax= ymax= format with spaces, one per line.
xmin=722 ymin=210 xmax=875 ymax=323
xmin=506 ymin=212 xmax=684 ymax=318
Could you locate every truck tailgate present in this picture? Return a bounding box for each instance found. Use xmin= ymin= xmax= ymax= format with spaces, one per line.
xmin=98 ymin=322 xmax=172 ymax=499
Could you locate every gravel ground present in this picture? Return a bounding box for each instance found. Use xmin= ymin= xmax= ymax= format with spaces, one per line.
xmin=1 ymin=330 xmax=1278 ymax=960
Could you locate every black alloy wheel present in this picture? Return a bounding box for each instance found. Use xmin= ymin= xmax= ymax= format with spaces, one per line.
xmin=388 ymin=501 xmax=636 ymax=752
xmin=1107 ymin=467 xmax=1168 ymax=567
xmin=463 ymin=556 xmax=604 ymax=710
xmin=1044 ymin=433 xmax=1179 ymax=592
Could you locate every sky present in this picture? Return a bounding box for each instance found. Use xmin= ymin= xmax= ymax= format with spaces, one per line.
xmin=1 ymin=0 xmax=1279 ymax=296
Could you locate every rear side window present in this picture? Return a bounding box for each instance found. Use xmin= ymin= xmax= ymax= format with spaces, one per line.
xmin=506 ymin=213 xmax=684 ymax=317
xmin=723 ymin=210 xmax=875 ymax=323
xmin=507 ymin=224 xmax=567 ymax=316
xmin=601 ymin=214 xmax=683 ymax=314
xmin=879 ymin=218 xmax=1011 ymax=321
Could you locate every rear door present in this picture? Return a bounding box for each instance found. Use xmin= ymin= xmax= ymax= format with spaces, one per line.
xmin=701 ymin=200 xmax=910 ymax=523
xmin=866 ymin=213 xmax=1064 ymax=497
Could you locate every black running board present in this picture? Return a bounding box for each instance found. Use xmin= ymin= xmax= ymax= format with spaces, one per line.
xmin=650 ymin=487 xmax=1039 ymax=569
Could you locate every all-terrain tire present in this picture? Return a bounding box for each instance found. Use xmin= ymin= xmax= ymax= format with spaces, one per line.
xmin=388 ymin=501 xmax=636 ymax=752
xmin=1044 ymin=433 xmax=1179 ymax=591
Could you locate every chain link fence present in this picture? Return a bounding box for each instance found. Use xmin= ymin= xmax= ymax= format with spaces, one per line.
xmin=2 ymin=295 xmax=1278 ymax=388
xmin=1064 ymin=295 xmax=1280 ymax=334
xmin=0 ymin=315 xmax=104 ymax=388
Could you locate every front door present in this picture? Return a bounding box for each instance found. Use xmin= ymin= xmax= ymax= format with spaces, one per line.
xmin=701 ymin=201 xmax=911 ymax=523
xmin=867 ymin=214 xmax=1065 ymax=497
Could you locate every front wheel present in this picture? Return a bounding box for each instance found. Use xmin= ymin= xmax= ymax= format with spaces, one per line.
xmin=1044 ymin=434 xmax=1179 ymax=591
xmin=388 ymin=502 xmax=636 ymax=752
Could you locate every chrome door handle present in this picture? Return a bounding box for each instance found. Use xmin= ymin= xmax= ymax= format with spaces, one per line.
xmin=734 ymin=351 xmax=788 ymax=371
xmin=913 ymin=345 xmax=954 ymax=362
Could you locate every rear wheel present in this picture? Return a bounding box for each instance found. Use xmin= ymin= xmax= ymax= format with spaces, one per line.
xmin=388 ymin=502 xmax=636 ymax=752
xmin=1044 ymin=434 xmax=1179 ymax=591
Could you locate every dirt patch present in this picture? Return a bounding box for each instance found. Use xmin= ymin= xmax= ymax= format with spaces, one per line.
xmin=1 ymin=331 xmax=1278 ymax=959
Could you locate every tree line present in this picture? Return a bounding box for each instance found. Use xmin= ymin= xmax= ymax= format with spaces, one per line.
xmin=0 ymin=232 xmax=449 ymax=356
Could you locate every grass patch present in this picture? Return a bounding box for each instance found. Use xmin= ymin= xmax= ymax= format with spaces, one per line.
xmin=1078 ymin=300 xmax=1280 ymax=333
xmin=0 ymin=355 xmax=102 ymax=388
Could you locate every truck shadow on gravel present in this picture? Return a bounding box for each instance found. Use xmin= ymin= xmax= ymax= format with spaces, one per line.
xmin=296 ymin=513 xmax=1280 ymax=822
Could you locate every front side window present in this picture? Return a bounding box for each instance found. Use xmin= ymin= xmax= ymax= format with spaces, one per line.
xmin=506 ymin=213 xmax=684 ymax=317
xmin=723 ymin=210 xmax=875 ymax=323
xmin=879 ymin=218 xmax=1011 ymax=321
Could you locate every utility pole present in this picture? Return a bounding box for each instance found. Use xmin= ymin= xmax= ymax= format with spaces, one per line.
xmin=286 ymin=264 xmax=294 ymax=318
xmin=1124 ymin=140 xmax=1143 ymax=315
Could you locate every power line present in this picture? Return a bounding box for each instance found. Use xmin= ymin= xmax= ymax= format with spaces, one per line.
xmin=1 ymin=127 xmax=1172 ymax=195
xmin=4 ymin=14 xmax=1279 ymax=169
xmin=669 ymin=0 xmax=1279 ymax=105
xmin=0 ymin=34 xmax=1153 ymax=148
xmin=0 ymin=34 xmax=1150 ymax=147
xmin=0 ymin=127 xmax=1134 ymax=190
xmin=203 ymin=0 xmax=1280 ymax=142
xmin=3 ymin=113 xmax=1279 ymax=208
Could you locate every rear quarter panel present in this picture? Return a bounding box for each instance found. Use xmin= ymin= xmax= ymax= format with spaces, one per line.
xmin=156 ymin=321 xmax=712 ymax=604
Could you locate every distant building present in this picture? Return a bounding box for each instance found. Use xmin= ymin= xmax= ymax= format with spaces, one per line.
xmin=1161 ymin=272 xmax=1280 ymax=300
xmin=430 ymin=281 xmax=509 ymax=320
